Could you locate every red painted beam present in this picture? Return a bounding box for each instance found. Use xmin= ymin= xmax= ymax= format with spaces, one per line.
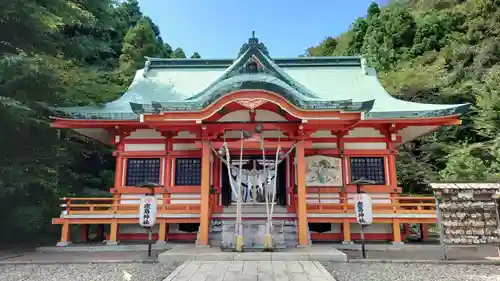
xmin=120 ymin=136 xmax=401 ymax=145
xmin=201 ymin=140 xmax=310 ymax=149
xmin=108 ymin=233 xmax=197 ymax=241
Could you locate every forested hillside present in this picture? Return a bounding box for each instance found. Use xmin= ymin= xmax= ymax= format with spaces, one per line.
xmin=307 ymin=0 xmax=500 ymax=192
xmin=0 ymin=0 xmax=200 ymax=244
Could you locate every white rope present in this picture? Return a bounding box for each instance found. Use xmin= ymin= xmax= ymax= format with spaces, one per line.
xmin=268 ymin=133 xmax=281 ymax=233
xmin=236 ymin=130 xmax=244 ymax=236
xmin=212 ymin=146 xmax=239 ymax=170
xmin=212 ymin=130 xmax=297 ymax=243
xmin=260 ymin=134 xmax=271 ymax=234
xmin=222 ymin=133 xmax=239 ymax=199
xmin=212 ymin=141 xmax=295 ymax=169
xmin=276 ymin=143 xmax=296 ymax=166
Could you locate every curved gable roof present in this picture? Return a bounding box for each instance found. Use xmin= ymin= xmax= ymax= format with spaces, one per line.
xmin=50 ymin=36 xmax=469 ymax=121
xmin=130 ymin=73 xmax=373 ymax=113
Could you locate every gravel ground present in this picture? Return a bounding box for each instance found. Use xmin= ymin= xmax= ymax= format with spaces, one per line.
xmin=342 ymin=245 xmax=498 ymax=261
xmin=0 ymin=262 xmax=180 ymax=281
xmin=322 ymin=262 xmax=500 ymax=281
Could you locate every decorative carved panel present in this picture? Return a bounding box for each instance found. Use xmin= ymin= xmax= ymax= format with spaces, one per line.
xmin=305 ymin=155 xmax=343 ymax=186
xmin=236 ymin=98 xmax=267 ymax=109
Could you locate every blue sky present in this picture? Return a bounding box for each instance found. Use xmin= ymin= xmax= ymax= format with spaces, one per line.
xmin=138 ymin=0 xmax=387 ymax=58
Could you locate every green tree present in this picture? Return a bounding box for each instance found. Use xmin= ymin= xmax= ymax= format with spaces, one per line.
xmin=347 ymin=18 xmax=368 ymax=55
xmin=474 ymin=66 xmax=500 ymax=138
xmin=0 ymin=0 xmax=191 ymax=244
xmin=307 ymin=0 xmax=500 ymax=192
xmin=162 ymin=43 xmax=173 ymax=58
xmin=115 ymin=0 xmax=142 ymax=31
xmin=144 ymin=16 xmax=160 ymax=38
xmin=367 ymin=2 xmax=381 ymax=18
xmin=306 ymin=37 xmax=337 ymax=56
xmin=439 ymin=143 xmax=499 ymax=181
xmin=172 ymin=47 xmax=187 ymax=58
xmin=191 ymin=52 xmax=201 ymax=58
xmin=362 ymin=7 xmax=416 ymax=70
xmin=119 ymin=17 xmax=163 ymax=74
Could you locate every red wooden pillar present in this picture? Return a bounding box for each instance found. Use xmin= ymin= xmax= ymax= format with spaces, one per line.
xmin=213 ymin=153 xmax=221 ymax=209
xmin=113 ymin=139 xmax=124 ymax=190
xmin=288 ymin=154 xmax=296 ymax=212
xmin=384 ymin=128 xmax=399 ymax=191
xmin=57 ymin=222 xmax=71 ymax=246
xmin=296 ymin=140 xmax=309 ymax=246
xmin=197 ymin=139 xmax=211 ymax=246
xmin=336 ymin=130 xmax=351 ymax=244
xmin=165 ymin=135 xmax=173 ymax=188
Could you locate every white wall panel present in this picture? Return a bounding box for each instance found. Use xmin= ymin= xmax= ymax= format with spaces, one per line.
xmin=344 ymin=142 xmax=386 ymax=150
xmin=124 ymin=143 xmax=166 ymax=151
xmin=170 ymin=193 xmax=200 ymax=204
xmin=126 ymin=129 xmax=164 ymax=139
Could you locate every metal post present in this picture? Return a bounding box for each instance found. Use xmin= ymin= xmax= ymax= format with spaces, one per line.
xmin=147 ymin=227 xmax=152 ymax=257
xmin=138 ymin=183 xmax=162 ymax=258
xmin=360 ymin=225 xmax=366 ymax=258
xmin=435 ymin=197 xmax=447 ymax=260
xmin=352 ymin=178 xmax=374 ymax=259
xmin=357 ymin=183 xmax=366 ymax=259
xmin=493 ymin=197 xmax=500 ymax=259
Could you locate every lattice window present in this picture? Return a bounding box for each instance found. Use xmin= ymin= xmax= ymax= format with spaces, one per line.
xmin=125 ymin=158 xmax=161 ymax=186
xmin=350 ymin=157 xmax=385 ymax=185
xmin=175 ymin=158 xmax=202 ymax=186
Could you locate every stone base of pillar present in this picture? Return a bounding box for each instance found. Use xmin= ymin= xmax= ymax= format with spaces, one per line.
xmin=105 ymin=240 xmax=118 ymax=246
xmin=342 ymin=241 xmax=353 ymax=245
xmin=296 ymin=243 xmax=311 ymax=248
xmin=196 ymin=244 xmax=211 ymax=248
xmin=56 ymin=241 xmax=71 ymax=247
xmin=155 ymin=240 xmax=167 ymax=245
xmin=392 ymin=241 xmax=404 ymax=247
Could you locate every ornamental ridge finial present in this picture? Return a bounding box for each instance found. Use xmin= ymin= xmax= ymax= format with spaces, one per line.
xmin=252 ymin=31 xmax=255 ymax=38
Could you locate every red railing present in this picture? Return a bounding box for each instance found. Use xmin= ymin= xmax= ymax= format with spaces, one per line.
xmin=60 ymin=194 xmax=202 ymax=216
xmin=288 ymin=193 xmax=436 ymax=216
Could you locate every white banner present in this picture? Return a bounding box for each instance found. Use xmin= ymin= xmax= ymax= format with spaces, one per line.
xmin=139 ymin=196 xmax=158 ymax=227
xmin=354 ymin=193 xmax=373 ymax=225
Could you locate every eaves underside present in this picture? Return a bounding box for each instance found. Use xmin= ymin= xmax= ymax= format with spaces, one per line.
xmin=52 ymin=105 xmax=469 ymax=122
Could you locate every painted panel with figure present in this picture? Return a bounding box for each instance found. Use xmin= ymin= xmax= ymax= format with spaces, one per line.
xmin=306 ymin=155 xmax=343 ymax=186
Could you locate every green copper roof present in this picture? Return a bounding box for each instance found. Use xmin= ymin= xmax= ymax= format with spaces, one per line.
xmin=52 ymin=35 xmax=470 ymax=121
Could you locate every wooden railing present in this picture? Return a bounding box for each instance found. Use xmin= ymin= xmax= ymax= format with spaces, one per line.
xmin=60 ymin=195 xmax=202 ymax=216
xmin=302 ymin=194 xmax=436 ymax=215
xmin=59 ymin=193 xmax=436 ymax=217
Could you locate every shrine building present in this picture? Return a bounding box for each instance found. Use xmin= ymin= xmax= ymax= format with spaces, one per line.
xmin=50 ymin=36 xmax=469 ymax=247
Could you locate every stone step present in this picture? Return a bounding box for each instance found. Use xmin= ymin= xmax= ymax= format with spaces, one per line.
xmin=216 ymin=220 xmax=295 ymax=226
xmin=197 ymin=218 xmax=310 ymax=249
xmin=218 ymin=219 xmax=300 ymax=250
xmin=222 ymin=205 xmax=289 ymax=214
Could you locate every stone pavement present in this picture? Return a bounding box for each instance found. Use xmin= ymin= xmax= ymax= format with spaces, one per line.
xmin=158 ymin=244 xmax=347 ymax=262
xmin=163 ymin=260 xmax=336 ymax=281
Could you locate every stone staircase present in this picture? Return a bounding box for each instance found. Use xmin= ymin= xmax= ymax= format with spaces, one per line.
xmin=196 ymin=204 xmax=311 ymax=251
